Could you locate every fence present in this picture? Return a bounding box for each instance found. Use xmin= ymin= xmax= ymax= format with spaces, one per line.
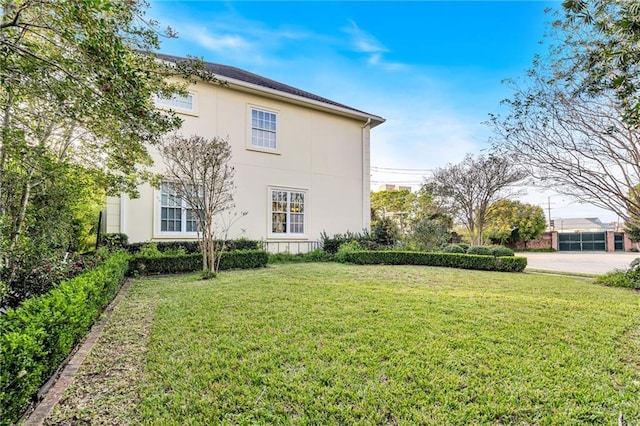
xmin=262 ymin=240 xmax=322 ymax=254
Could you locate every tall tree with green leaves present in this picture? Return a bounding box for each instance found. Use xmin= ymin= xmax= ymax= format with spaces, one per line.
xmin=0 ymin=1 xmax=216 ymax=293
xmin=485 ymin=200 xmax=546 ymax=247
xmin=561 ymin=0 xmax=640 ymax=123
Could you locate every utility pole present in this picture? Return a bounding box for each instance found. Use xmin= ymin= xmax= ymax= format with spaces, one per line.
xmin=547 ymin=196 xmax=555 ymax=230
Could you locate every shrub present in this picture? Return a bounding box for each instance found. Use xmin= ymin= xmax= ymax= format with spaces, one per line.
xmin=457 ymin=243 xmax=470 ymax=251
xmin=596 ymin=257 xmax=640 ymax=289
xmin=2 ymin=250 xmax=109 ymax=308
xmin=268 ymin=248 xmax=334 ymax=264
xmin=124 ymin=239 xmax=261 ymax=255
xmin=336 ymin=241 xmax=363 ymax=263
xmin=490 ymin=246 xmax=515 ymax=257
xmin=466 ymin=246 xmax=493 ymax=256
xmin=442 ymin=244 xmax=465 ymax=254
xmin=127 ymin=250 xmax=268 ymax=276
xmin=371 ymin=217 xmax=399 ymax=246
xmin=342 ymin=250 xmax=527 ymax=272
xmin=0 ymin=251 xmax=129 ymax=425
xmin=595 ymin=270 xmax=634 ymax=289
xmin=321 ymin=230 xmax=374 ymax=254
xmin=99 ymin=233 xmax=129 ymax=249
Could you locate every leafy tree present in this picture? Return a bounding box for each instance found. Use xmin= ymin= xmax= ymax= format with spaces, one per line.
xmin=370 ymin=189 xmax=414 ymax=233
xmin=490 ymin=2 xmax=640 ymax=228
xmin=427 ymin=154 xmax=526 ymax=245
xmin=561 ymin=0 xmax=640 ymax=123
xmin=161 ymin=134 xmax=239 ymax=279
xmin=371 ymin=216 xmax=400 ymax=247
xmin=0 ymin=1 xmax=218 ymax=254
xmin=485 ymin=200 xmax=546 ymax=247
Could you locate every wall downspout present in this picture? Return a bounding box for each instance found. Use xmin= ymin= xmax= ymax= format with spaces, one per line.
xmin=120 ymin=192 xmax=126 ymax=235
xmin=362 ymin=118 xmax=372 ymax=231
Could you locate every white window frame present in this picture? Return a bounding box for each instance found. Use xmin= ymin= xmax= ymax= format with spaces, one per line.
xmin=248 ymin=105 xmax=278 ymax=153
xmin=157 ymin=183 xmax=200 ymax=237
xmin=154 ymin=92 xmax=197 ymax=115
xmin=268 ymin=187 xmax=307 ymax=238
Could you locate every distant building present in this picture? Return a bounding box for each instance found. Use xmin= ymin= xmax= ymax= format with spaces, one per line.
xmin=551 ymin=217 xmax=616 ymax=233
xmin=377 ymin=184 xmax=412 ymax=192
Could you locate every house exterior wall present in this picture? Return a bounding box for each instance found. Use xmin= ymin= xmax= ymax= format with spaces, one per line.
xmin=106 ymin=79 xmax=373 ymax=244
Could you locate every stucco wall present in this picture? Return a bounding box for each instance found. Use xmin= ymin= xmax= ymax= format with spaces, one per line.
xmin=106 ymin=80 xmax=372 ymax=243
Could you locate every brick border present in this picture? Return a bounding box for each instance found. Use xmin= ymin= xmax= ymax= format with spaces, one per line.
xmin=20 ymin=279 xmax=132 ymax=426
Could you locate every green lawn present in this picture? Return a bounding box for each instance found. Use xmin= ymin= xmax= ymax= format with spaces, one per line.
xmin=49 ymin=263 xmax=640 ymax=425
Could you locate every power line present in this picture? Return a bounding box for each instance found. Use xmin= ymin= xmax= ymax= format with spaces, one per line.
xmin=371 ymin=166 xmax=433 ymax=172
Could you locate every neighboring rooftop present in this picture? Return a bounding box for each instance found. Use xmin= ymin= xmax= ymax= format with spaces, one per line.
xmin=154 ymin=52 xmax=385 ymax=126
xmin=552 ymin=217 xmax=617 ymax=232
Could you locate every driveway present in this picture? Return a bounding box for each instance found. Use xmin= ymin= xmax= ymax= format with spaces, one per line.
xmin=521 ymin=252 xmax=640 ymax=275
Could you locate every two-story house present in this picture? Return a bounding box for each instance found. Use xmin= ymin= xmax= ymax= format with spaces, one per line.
xmin=105 ymin=53 xmax=385 ymax=250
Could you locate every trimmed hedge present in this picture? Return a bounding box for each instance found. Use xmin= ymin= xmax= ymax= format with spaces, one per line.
xmin=125 ymin=239 xmax=261 ymax=255
xmin=0 ymin=251 xmax=130 ymax=425
xmin=442 ymin=244 xmax=465 ymax=254
xmin=467 ymin=246 xmax=493 ymax=256
xmin=342 ymin=250 xmax=527 ymax=272
xmin=128 ymin=250 xmax=268 ymax=275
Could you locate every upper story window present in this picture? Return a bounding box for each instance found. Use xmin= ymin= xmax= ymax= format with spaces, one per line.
xmin=155 ymin=93 xmax=195 ymax=113
xmin=251 ymin=108 xmax=277 ymax=150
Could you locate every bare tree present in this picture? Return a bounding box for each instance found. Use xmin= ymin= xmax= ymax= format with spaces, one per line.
xmin=427 ymin=154 xmax=526 ymax=245
xmin=161 ymin=134 xmax=238 ymax=278
xmin=490 ymin=72 xmax=640 ymax=227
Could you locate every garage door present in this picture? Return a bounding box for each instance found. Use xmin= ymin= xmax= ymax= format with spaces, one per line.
xmin=558 ymin=232 xmax=606 ymax=251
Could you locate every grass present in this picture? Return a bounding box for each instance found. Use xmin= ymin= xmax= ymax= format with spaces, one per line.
xmin=48 ymin=263 xmax=640 ymax=425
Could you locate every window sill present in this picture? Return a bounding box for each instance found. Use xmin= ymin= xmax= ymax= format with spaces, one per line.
xmin=247 ymin=146 xmax=280 ymax=155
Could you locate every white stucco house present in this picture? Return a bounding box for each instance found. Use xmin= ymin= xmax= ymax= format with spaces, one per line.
xmin=105 ymin=53 xmax=385 ymax=250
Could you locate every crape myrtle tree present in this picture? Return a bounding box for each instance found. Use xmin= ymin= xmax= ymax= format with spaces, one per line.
xmin=0 ymin=1 xmax=218 ymax=294
xmin=489 ymin=1 xmax=640 ymax=229
xmin=161 ymin=134 xmax=240 ymax=279
xmin=426 ymin=154 xmax=526 ymax=245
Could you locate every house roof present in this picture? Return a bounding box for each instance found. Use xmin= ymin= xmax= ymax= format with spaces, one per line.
xmin=554 ymin=217 xmax=616 ymax=232
xmin=154 ymin=52 xmax=385 ymax=128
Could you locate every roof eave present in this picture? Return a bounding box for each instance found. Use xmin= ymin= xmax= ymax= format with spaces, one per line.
xmin=221 ymin=76 xmax=385 ymax=128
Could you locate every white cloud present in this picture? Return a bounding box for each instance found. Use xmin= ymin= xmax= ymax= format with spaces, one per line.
xmin=343 ymin=20 xmax=388 ymax=54
xmin=188 ymin=27 xmax=251 ymax=52
xmin=342 ymin=20 xmax=407 ymax=71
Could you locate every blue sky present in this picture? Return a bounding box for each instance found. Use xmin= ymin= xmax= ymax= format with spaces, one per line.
xmin=148 ymin=0 xmax=618 ymax=222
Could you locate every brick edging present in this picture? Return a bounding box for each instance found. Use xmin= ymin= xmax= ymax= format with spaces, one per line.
xmin=20 ymin=279 xmax=132 ymax=426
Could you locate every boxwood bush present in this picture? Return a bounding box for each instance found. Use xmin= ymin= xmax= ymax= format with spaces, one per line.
xmin=342 ymin=250 xmax=527 ymax=272
xmin=127 ymin=250 xmax=268 ymax=276
xmin=125 ymin=239 xmax=261 ymax=255
xmin=490 ymin=246 xmax=515 ymax=257
xmin=442 ymin=244 xmax=465 ymax=254
xmin=466 ymin=246 xmax=493 ymax=256
xmin=0 ymin=251 xmax=130 ymax=425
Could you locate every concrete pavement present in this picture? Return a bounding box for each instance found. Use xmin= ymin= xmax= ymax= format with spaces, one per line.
xmin=521 ymin=252 xmax=640 ymax=275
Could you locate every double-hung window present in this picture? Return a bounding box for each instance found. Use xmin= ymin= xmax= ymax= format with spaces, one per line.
xmin=155 ymin=93 xmax=195 ymax=113
xmin=270 ymin=188 xmax=305 ymax=235
xmin=159 ymin=183 xmax=200 ymax=234
xmin=251 ymin=108 xmax=277 ymax=150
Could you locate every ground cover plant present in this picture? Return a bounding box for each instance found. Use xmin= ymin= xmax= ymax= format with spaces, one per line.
xmin=47 ymin=263 xmax=640 ymax=425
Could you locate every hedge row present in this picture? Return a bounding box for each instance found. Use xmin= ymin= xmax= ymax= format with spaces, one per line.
xmin=124 ymin=239 xmax=261 ymax=254
xmin=127 ymin=250 xmax=268 ymax=275
xmin=0 ymin=251 xmax=130 ymax=425
xmin=343 ymin=250 xmax=527 ymax=272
